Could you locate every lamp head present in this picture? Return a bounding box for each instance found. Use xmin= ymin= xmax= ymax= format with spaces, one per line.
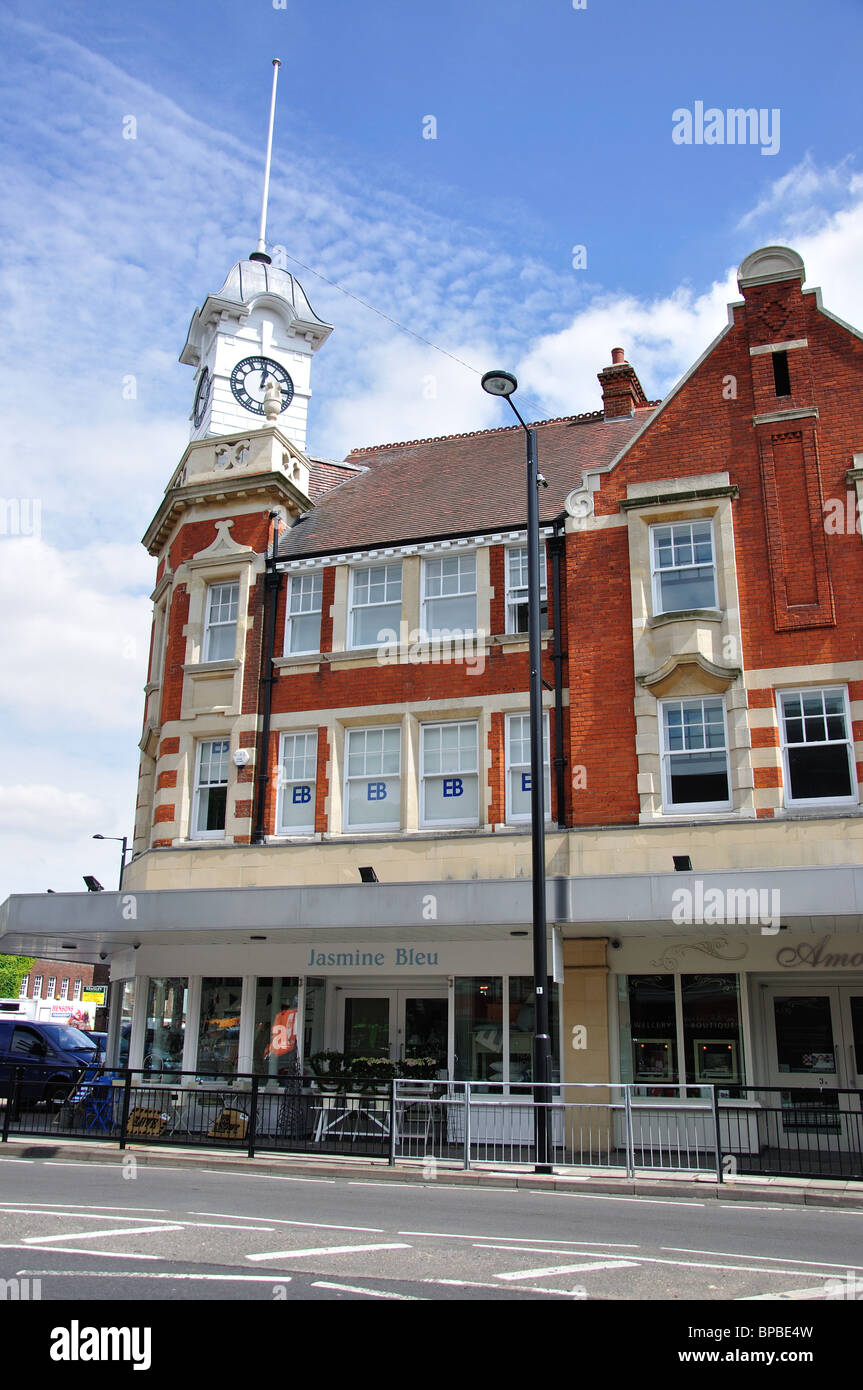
xmin=481 ymin=369 xmax=518 ymax=398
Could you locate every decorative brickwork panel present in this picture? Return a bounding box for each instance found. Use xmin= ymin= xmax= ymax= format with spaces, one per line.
xmin=758 ymin=426 xmax=834 ymax=629
xmin=241 ymin=575 xmax=264 ymax=715
xmin=315 ymin=726 xmax=330 ymax=834
xmin=159 ymin=737 xmax=181 ymax=756
xmin=156 ymin=770 xmax=177 ymax=790
xmin=161 ymin=587 xmax=190 ymax=723
xmin=153 ymin=804 xmax=175 ymax=823
xmin=487 ymin=712 xmax=505 ymax=827
xmin=489 ymin=546 xmax=506 ymax=635
xmin=319 ymin=568 xmax=336 ymax=654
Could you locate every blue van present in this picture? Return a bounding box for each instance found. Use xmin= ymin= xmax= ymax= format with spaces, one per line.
xmin=0 ymin=1020 xmax=100 ymax=1107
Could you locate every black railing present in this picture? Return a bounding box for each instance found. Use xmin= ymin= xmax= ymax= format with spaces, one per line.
xmin=717 ymin=1085 xmax=863 ymax=1180
xmin=2 ymin=1070 xmax=861 ymax=1180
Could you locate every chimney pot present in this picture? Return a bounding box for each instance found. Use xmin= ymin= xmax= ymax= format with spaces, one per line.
xmin=611 ymin=347 xmax=626 ymax=365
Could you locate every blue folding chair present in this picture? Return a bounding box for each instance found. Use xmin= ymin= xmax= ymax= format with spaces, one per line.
xmin=67 ymin=1070 xmax=119 ymax=1133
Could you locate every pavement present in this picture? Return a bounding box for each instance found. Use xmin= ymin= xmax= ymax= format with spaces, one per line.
xmin=4 ymin=1134 xmax=863 ymax=1210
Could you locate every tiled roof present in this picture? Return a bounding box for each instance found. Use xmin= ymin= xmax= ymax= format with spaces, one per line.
xmin=307 ymin=457 xmax=367 ymax=503
xmin=278 ymin=407 xmax=658 ymax=559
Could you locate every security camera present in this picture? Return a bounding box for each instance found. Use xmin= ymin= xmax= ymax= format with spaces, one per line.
xmin=537 ymin=473 xmax=549 ymax=488
xmin=610 ymin=939 xmax=622 ymax=950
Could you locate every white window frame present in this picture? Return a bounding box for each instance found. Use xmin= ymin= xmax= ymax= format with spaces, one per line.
xmin=59 ymin=979 xmax=69 ymax=1000
xmin=778 ymin=686 xmax=858 ymax=808
xmin=46 ymin=978 xmax=56 ymax=999
xmin=506 ymin=712 xmax=551 ymax=822
xmin=343 ymin=726 xmax=402 ymax=833
xmin=18 ymin=976 xmax=28 ymax=997
xmin=348 ymin=561 xmax=403 ymax=649
xmin=286 ymin=571 xmax=323 ymax=655
xmin=650 ymin=520 xmax=718 ymax=616
xmin=420 ymin=720 xmax=480 ymax=829
xmin=505 ymin=546 xmax=548 ymax=635
xmin=659 ymin=696 xmax=732 ymax=813
xmin=277 ymin=731 xmax=318 ymax=834
xmin=73 ymin=979 xmax=83 ymax=1001
xmin=32 ymin=975 xmax=42 ymax=999
xmin=422 ymin=553 xmax=477 ymax=638
xmin=203 ymin=581 xmax=239 ymax=662
xmin=192 ymin=739 xmax=230 ymax=839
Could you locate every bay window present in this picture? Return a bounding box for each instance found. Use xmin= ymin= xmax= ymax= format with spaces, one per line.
xmin=660 ymin=697 xmax=730 ymax=811
xmin=651 ymin=520 xmax=717 ymax=614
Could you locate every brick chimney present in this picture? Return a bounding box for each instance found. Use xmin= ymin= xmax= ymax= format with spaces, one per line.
xmin=598 ymin=347 xmax=649 ymax=420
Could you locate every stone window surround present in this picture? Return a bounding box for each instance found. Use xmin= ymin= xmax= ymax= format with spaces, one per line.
xmin=624 ymin=481 xmax=751 ymax=824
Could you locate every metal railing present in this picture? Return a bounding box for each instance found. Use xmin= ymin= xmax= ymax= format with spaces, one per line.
xmin=2 ymin=1068 xmax=861 ymax=1180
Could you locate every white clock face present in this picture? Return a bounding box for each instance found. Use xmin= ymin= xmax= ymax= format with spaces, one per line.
xmin=229 ymin=356 xmax=295 ymax=415
xmin=193 ymin=368 xmax=212 ymax=427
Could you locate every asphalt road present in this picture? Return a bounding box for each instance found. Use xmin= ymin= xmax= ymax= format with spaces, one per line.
xmin=1 ymin=1153 xmax=862 ymax=1303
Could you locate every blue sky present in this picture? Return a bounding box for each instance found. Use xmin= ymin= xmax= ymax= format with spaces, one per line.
xmin=1 ymin=0 xmax=862 ymax=897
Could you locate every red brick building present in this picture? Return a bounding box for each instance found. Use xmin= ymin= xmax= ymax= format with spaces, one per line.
xmin=3 ymin=244 xmax=862 ymax=1141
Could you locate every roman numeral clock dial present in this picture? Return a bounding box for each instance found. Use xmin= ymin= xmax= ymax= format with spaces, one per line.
xmin=229 ymin=356 xmax=295 ymax=416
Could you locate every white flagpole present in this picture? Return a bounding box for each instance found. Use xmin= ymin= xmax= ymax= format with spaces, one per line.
xmin=252 ymin=59 xmax=282 ymax=261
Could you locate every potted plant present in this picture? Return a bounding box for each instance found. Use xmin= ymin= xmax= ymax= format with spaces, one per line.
xmin=398 ymin=1056 xmax=445 ymax=1096
xmin=307 ymin=1050 xmax=351 ymax=1093
xmin=349 ymin=1056 xmax=399 ymax=1096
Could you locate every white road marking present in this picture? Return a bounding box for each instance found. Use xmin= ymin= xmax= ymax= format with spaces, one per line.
xmin=247 ymin=1242 xmax=411 ymax=1262
xmin=428 ymin=1278 xmax=586 ymax=1298
xmin=188 ymin=1212 xmax=385 ymax=1232
xmin=0 ymin=1244 xmax=160 ymax=1260
xmin=400 ymin=1229 xmax=639 ymax=1246
xmin=476 ymin=1244 xmax=635 ymax=1258
xmin=210 ymin=1173 xmax=336 ymax=1184
xmin=312 ymin=1281 xmax=424 ymax=1300
xmin=16 ymin=1270 xmax=292 ymax=1284
xmin=348 ymin=1181 xmax=429 ymax=1189
xmin=497 ymin=1260 xmax=638 ymax=1281
xmin=0 ymin=1203 xmax=170 ymax=1213
xmin=662 ymin=1246 xmax=863 ymax=1271
xmin=2 ymin=1209 xmax=271 ymax=1232
xmin=24 ymin=1225 xmax=184 ymax=1245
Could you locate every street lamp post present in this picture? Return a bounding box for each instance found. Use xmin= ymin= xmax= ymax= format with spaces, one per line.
xmin=481 ymin=370 xmax=553 ymax=1173
xmin=92 ymin=834 xmax=129 ymax=891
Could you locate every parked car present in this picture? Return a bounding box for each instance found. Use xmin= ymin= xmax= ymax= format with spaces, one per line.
xmin=82 ymin=1030 xmax=108 ymax=1060
xmin=0 ymin=1020 xmax=100 ymax=1107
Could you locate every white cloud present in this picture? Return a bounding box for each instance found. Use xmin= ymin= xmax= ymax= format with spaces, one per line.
xmin=0 ymin=537 xmax=151 ymax=731
xmin=518 ymin=165 xmax=863 ymax=419
xmin=322 ymin=337 xmax=503 ymax=456
xmin=0 ymin=784 xmax=106 ymax=838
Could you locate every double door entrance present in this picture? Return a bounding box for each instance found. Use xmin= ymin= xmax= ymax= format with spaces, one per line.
xmin=764 ymin=984 xmax=863 ymax=1148
xmin=336 ymin=986 xmax=448 ymax=1069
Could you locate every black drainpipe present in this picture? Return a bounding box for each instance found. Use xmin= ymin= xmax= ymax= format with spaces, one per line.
xmin=548 ymin=520 xmax=567 ymax=829
xmin=251 ymin=514 xmax=283 ymax=845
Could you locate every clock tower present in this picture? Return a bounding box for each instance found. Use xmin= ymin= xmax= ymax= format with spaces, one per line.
xmin=180 ymin=258 xmax=332 ymax=452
